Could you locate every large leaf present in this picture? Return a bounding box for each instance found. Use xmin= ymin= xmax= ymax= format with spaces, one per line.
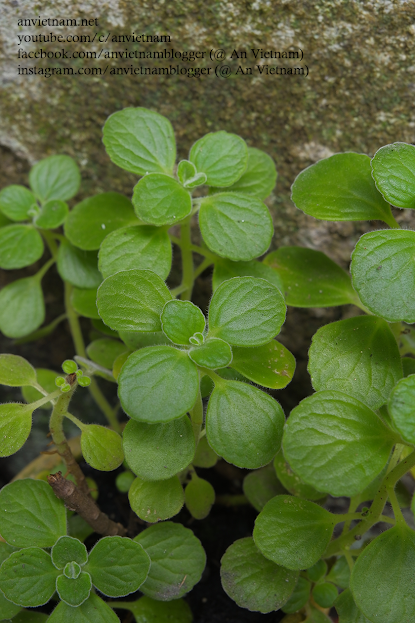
xmin=282 ymin=391 xmax=397 ymax=497
xmin=212 ymin=258 xmax=283 ymax=292
xmin=221 ymin=537 xmax=298 ymax=613
xmin=231 ymin=340 xmax=295 ymax=389
xmin=97 ymin=269 xmax=171 ymax=332
xmin=118 ymin=346 xmax=198 ymax=423
xmin=0 ymin=354 xmax=37 ymax=387
xmin=0 ymin=548 xmax=58 ymax=607
xmin=128 ymin=476 xmax=184 ymax=523
xmin=132 ymin=174 xmax=191 ymax=226
xmin=308 ymin=316 xmax=402 ymax=410
xmin=206 ymin=380 xmax=284 ymax=469
xmin=335 ymin=588 xmax=371 ymax=623
xmin=388 ymin=375 xmax=415 ymax=444
xmin=351 ymin=229 xmax=415 ymax=322
xmin=263 ymin=247 xmax=358 ymax=307
xmin=98 ymin=225 xmax=172 ymax=280
xmin=65 ymin=193 xmax=136 ymax=250
xmin=199 ymin=192 xmax=273 ymax=261
xmin=189 ymin=131 xmax=248 ymax=187
xmin=222 ymin=147 xmax=277 ymax=199
xmin=253 ymin=495 xmax=335 ymax=570
xmin=29 ymin=155 xmax=80 ymax=202
xmin=371 ymin=142 xmax=415 ymax=209
xmin=103 ymin=107 xmax=176 ymax=175
xmin=0 ymin=276 xmax=44 ymax=338
xmin=47 ymin=592 xmax=119 ymax=623
xmin=134 ymin=522 xmax=206 ymax=600
xmin=291 ymin=152 xmax=396 ymax=226
xmin=57 ymin=240 xmax=102 ymax=288
xmin=208 ymin=277 xmax=286 ymax=346
xmin=0 ymin=225 xmax=44 ymax=269
xmin=0 ymin=403 xmax=33 ymax=457
xmin=0 ymin=185 xmax=36 ymax=221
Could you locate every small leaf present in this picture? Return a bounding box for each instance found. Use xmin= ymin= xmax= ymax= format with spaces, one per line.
xmin=189 ymin=338 xmax=232 ymax=369
xmin=199 ymin=192 xmax=273 ymax=261
xmin=291 ymin=153 xmax=396 ymax=226
xmin=97 ymin=269 xmax=171 ymax=332
xmin=57 ymin=240 xmax=102 ymax=289
xmin=308 ymin=316 xmax=402 ymax=410
xmin=120 ymin=596 xmax=192 ymax=623
xmin=113 ymin=351 xmax=129 ymax=381
xmin=0 ymin=225 xmax=44 ymax=269
xmin=0 ymin=548 xmax=58 ymax=607
xmin=118 ymin=346 xmax=198 ymax=423
xmin=71 ymin=287 xmax=100 ymax=319
xmin=129 ymin=476 xmax=184 ymax=523
xmin=0 ymin=479 xmax=66 ymax=547
xmin=371 ymin=142 xmax=415 ymax=208
xmin=326 ymin=556 xmax=350 ymax=589
xmin=282 ymin=391 xmax=396 ymax=497
xmin=134 ymin=522 xmax=206 ymax=600
xmin=243 ymin=464 xmax=287 ymax=512
xmin=185 ymin=477 xmax=215 ymax=520
xmin=0 ymin=403 xmax=33 ymax=457
xmin=306 ymin=560 xmax=328 ymax=583
xmin=350 ymin=525 xmax=415 ymax=623
xmin=212 ymin=257 xmax=283 ymax=292
xmin=273 ymin=451 xmax=324 ymax=501
xmin=0 ymin=276 xmax=45 ymax=338
xmin=231 ymin=340 xmax=295 ymax=389
xmin=189 ymin=131 xmax=248 ymax=187
xmin=65 ymin=193 xmax=136 ymax=250
xmin=221 ymin=537 xmax=298 ymax=614
xmin=206 ymin=380 xmax=284 ymax=469
xmin=313 ymin=582 xmax=338 ymax=608
xmin=351 ymin=229 xmax=415 ymax=323
xmin=86 ymin=338 xmax=128 ymax=369
xmin=22 ymin=368 xmax=58 ymax=408
xmin=208 ymin=277 xmax=286 ymax=347
xmin=81 ymin=425 xmax=124 ymax=471
xmin=177 ymin=159 xmax=197 ymax=184
xmin=123 ymin=417 xmax=195 ymax=481
xmin=335 ymin=588 xmax=371 ymax=623
xmin=34 ymin=200 xmax=68 ymax=229
xmin=193 ymin=435 xmax=219 ymax=468
xmin=56 ymin=572 xmax=92 ymax=606
xmin=132 ymin=174 xmax=191 ymax=226
xmin=47 ymin=592 xmax=119 ymax=623
xmin=253 ymin=495 xmax=335 ymax=570
xmin=388 ymin=375 xmax=415 ymax=444
xmin=29 ymin=155 xmax=80 ymax=202
xmin=0 ymin=354 xmax=36 ymax=387
xmin=222 ymin=147 xmax=277 ymax=199
xmin=51 ymin=536 xmax=88 ymax=568
xmin=0 ymin=185 xmax=36 ymax=221
xmin=0 ymin=590 xmax=21 ymax=619
xmin=98 ymin=225 xmax=172 ymax=280
xmin=282 ymin=577 xmax=311 ymax=614
xmin=264 ymin=247 xmax=358 ymax=307
xmin=86 ymin=536 xmax=150 ymax=597
xmin=103 ymin=107 xmax=176 ymax=176
xmin=161 ymin=300 xmax=205 ymax=345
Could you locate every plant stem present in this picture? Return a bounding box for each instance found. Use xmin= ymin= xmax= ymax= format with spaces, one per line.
xmin=64 ymin=411 xmax=86 ymax=431
xmin=387 ymin=485 xmax=406 ymax=526
xmin=194 ymin=256 xmax=214 ymax=280
xmin=180 ymin=217 xmax=194 ymax=300
xmin=34 ymin=257 xmax=55 ymax=282
xmin=88 ymin=379 xmax=121 ymax=432
xmin=386 ymin=211 xmax=401 ymax=229
xmin=41 ymin=230 xmax=59 ymax=259
xmin=30 ymin=388 xmax=62 ymax=409
xmin=341 ymin=496 xmax=360 ymax=536
xmin=190 ymin=389 xmax=203 ymax=447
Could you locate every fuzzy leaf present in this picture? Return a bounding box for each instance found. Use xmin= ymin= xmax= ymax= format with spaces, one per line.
xmin=132 ymin=174 xmax=191 ymax=226
xmin=0 ymin=403 xmax=33 ymax=457
xmin=274 ymin=450 xmax=325 ymax=501
xmin=0 ymin=276 xmax=45 ymax=338
xmin=161 ymin=300 xmax=205 ymax=345
xmin=282 ymin=577 xmax=311 ymax=614
xmin=388 ymin=375 xmax=415 ymax=444
xmin=129 ymin=476 xmax=184 ymax=523
xmin=222 ymin=147 xmax=277 ymax=199
xmin=0 ymin=225 xmax=44 ymax=269
xmin=57 ymin=240 xmax=102 ymax=288
xmin=0 ymin=354 xmax=37 ymax=387
xmin=371 ymin=142 xmax=415 ymax=209
xmin=22 ymin=368 xmax=58 ymax=408
xmin=119 ymin=596 xmax=192 ymax=623
xmin=189 ymin=131 xmax=248 ymax=187
xmin=212 ymin=258 xmax=283 ymax=292
xmin=81 ymin=425 xmax=124 ymax=471
xmin=185 ymin=477 xmax=215 ymax=520
xmin=71 ymin=287 xmax=100 ymax=319
xmin=0 ymin=548 xmax=58 ymax=607
xmin=0 ymin=185 xmax=36 ymax=221
xmin=29 ymin=155 xmax=80 ymax=202
xmin=189 ymin=338 xmax=232 ymax=369
xmin=52 ymin=536 xmax=88 ymax=568
xmin=34 ymin=200 xmax=68 ymax=229
xmin=86 ymin=338 xmax=128 ymax=369
xmin=56 ymin=572 xmax=92 ymax=606
xmin=47 ymin=592 xmax=119 ymax=623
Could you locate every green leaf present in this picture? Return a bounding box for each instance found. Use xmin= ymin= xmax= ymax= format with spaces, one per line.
xmin=273 ymin=450 xmax=324 ymax=501
xmin=0 ymin=225 xmax=44 ymax=269
xmin=161 ymin=300 xmax=205 ymax=345
xmin=371 ymin=142 xmax=415 ymax=209
xmin=0 ymin=354 xmax=36 ymax=387
xmin=0 ymin=479 xmax=66 ymax=547
xmin=0 ymin=276 xmax=45 ymax=338
xmin=264 ymin=247 xmax=358 ymax=307
xmin=65 ymin=192 xmax=136 ymax=250
xmin=10 ymin=612 xmax=49 ymax=623
xmin=177 ymin=159 xmax=197 ymax=184
xmin=52 ymin=536 xmax=88 ymax=568
xmin=0 ymin=403 xmax=33 ymax=457
xmin=253 ymin=495 xmax=335 ymax=570
xmin=231 ymin=340 xmax=295 ymax=389
xmin=132 ymin=174 xmax=191 ymax=226
xmin=86 ymin=536 xmax=150 ymax=597
xmin=103 ymin=107 xmax=176 ymax=176
xmin=57 ymin=240 xmax=102 ymax=288
xmin=0 ymin=589 xmax=22 ymax=619
xmin=98 ymin=225 xmax=172 ymax=280
xmin=71 ymin=287 xmax=99 ymax=319
xmin=134 ymin=522 xmax=206 ymax=600
xmin=208 ymin=277 xmax=286 ymax=346
xmin=189 ymin=131 xmax=248 ymax=187
xmin=212 ymin=258 xmax=283 ymax=292
xmin=29 ymin=155 xmax=80 ymax=202
xmin=34 ymin=200 xmax=68 ymax=229
xmin=92 ymin=317 xmax=119 ymax=338
xmin=335 ymin=588 xmax=371 ymax=623
xmin=97 ymin=269 xmax=171 ymax=332
xmin=119 ymin=330 xmax=170 ymax=350
xmin=199 ymin=193 xmax=273 ymax=261
xmin=22 ymin=368 xmax=58 ymax=409
xmin=403 ymin=357 xmax=415 ymax=377
xmin=291 ymin=153 xmax=396 ymax=226
xmin=388 ymin=375 xmax=415 ymax=444
xmin=118 ymin=346 xmax=198 ymax=423
xmin=308 ymin=316 xmax=402 ymax=410
xmin=326 ymin=556 xmax=350 ymax=589
xmin=350 ymin=525 xmax=415 ymax=623
xmin=81 ymin=425 xmax=124 ymax=471
xmin=282 ymin=577 xmax=311 ymax=614
xmin=185 ymin=477 xmax=215 ymax=520
xmin=0 ymin=185 xmax=36 ymax=221
xmin=243 ymin=464 xmax=286 ymax=512
xmin=123 ymin=416 xmax=195 ymax=480
xmin=56 ymin=571 xmax=91 ymax=606
xmin=189 ymin=338 xmax=232 ymax=369
xmin=220 ymin=147 xmax=277 ymax=199
xmin=283 ymin=391 xmax=396 ymax=497
xmin=47 ymin=592 xmax=119 ymax=623
xmin=0 ymin=542 xmax=19 ymax=565
xmin=193 ymin=435 xmax=219 ymax=468
xmin=313 ymin=582 xmax=338 ymax=608
xmin=67 ymin=514 xmax=94 ymax=543
xmin=129 ymin=476 xmax=184 ymax=523
xmin=119 ymin=596 xmax=192 ymax=623
xmin=206 ymin=380 xmax=284 ymax=469
xmin=220 ymin=537 xmax=298 ymax=614
xmin=351 ymin=229 xmax=415 ymax=323
xmin=306 ymin=607 xmax=333 ymax=622
xmin=306 ymin=559 xmax=327 ymax=582
xmin=86 ymin=338 xmax=128 ymax=369
xmin=0 ymin=548 xmax=58 ymax=607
